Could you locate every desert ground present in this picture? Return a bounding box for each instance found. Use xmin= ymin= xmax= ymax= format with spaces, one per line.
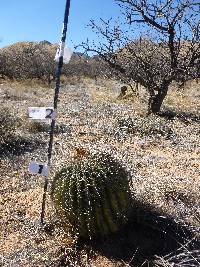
xmin=0 ymin=77 xmax=199 ymax=266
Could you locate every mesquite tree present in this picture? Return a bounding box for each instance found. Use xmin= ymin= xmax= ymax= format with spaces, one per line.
xmin=81 ymin=0 xmax=200 ymax=113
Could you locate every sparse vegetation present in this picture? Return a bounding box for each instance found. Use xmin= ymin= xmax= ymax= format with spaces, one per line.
xmin=116 ymin=115 xmax=175 ymax=139
xmin=0 ymin=77 xmax=199 ymax=266
xmin=0 ymin=0 xmax=199 ymax=264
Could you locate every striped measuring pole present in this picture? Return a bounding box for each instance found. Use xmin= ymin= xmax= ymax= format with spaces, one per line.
xmin=28 ymin=0 xmax=72 ymax=225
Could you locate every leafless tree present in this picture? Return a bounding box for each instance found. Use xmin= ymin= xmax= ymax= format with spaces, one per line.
xmin=80 ymin=0 xmax=200 ymax=113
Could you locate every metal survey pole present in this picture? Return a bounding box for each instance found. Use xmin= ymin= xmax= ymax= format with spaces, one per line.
xmin=41 ymin=0 xmax=71 ymax=225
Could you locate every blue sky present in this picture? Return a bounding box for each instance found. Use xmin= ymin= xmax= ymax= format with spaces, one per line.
xmin=0 ymin=0 xmax=120 ymax=49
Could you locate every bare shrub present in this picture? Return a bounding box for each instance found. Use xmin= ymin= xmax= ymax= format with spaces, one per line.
xmin=0 ymin=41 xmax=57 ymax=84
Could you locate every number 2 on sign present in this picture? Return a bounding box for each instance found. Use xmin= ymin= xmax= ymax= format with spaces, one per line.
xmin=45 ymin=108 xmax=54 ymax=119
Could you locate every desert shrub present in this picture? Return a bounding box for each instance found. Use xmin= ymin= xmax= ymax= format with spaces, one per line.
xmin=0 ymin=41 xmax=56 ymax=83
xmin=0 ymin=107 xmax=20 ymax=145
xmin=116 ymin=116 xmax=174 ymax=139
xmin=0 ymin=41 xmax=105 ymax=84
xmin=28 ymin=122 xmax=71 ymax=135
xmin=51 ymin=151 xmax=132 ymax=239
xmin=28 ymin=121 xmax=50 ymax=133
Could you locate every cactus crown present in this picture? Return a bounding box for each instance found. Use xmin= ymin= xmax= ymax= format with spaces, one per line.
xmin=51 ymin=151 xmax=132 ymax=239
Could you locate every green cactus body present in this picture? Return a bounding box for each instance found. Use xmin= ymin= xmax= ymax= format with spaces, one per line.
xmin=51 ymin=152 xmax=131 ymax=239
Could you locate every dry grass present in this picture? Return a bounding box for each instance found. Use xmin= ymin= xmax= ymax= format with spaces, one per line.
xmin=0 ymin=78 xmax=199 ymax=266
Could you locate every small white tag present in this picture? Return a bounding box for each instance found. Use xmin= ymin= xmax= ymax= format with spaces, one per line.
xmin=55 ymin=43 xmax=73 ymax=64
xmin=28 ymin=107 xmax=54 ymax=120
xmin=28 ymin=161 xmax=49 ymax=177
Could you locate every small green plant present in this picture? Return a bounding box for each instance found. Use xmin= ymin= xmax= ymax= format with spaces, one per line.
xmin=51 ymin=151 xmax=132 ymax=239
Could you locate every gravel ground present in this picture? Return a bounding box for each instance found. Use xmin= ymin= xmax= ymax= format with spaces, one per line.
xmin=0 ymin=78 xmax=199 ymax=266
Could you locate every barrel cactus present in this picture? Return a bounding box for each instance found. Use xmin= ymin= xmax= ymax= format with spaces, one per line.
xmin=51 ymin=151 xmax=132 ymax=239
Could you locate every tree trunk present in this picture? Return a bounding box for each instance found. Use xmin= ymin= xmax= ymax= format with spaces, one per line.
xmin=148 ymin=82 xmax=170 ymax=114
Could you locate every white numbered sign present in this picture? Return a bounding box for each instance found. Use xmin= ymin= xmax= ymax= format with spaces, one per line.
xmin=28 ymin=107 xmax=55 ymax=120
xmin=28 ymin=161 xmax=49 ymax=177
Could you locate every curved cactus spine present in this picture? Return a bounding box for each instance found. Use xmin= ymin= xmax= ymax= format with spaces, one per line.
xmin=51 ymin=152 xmax=132 ymax=239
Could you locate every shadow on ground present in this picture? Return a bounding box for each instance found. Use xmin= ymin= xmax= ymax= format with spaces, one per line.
xmin=55 ymin=201 xmax=199 ymax=267
xmin=158 ymin=110 xmax=200 ymax=123
xmin=0 ymin=135 xmax=44 ymax=158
